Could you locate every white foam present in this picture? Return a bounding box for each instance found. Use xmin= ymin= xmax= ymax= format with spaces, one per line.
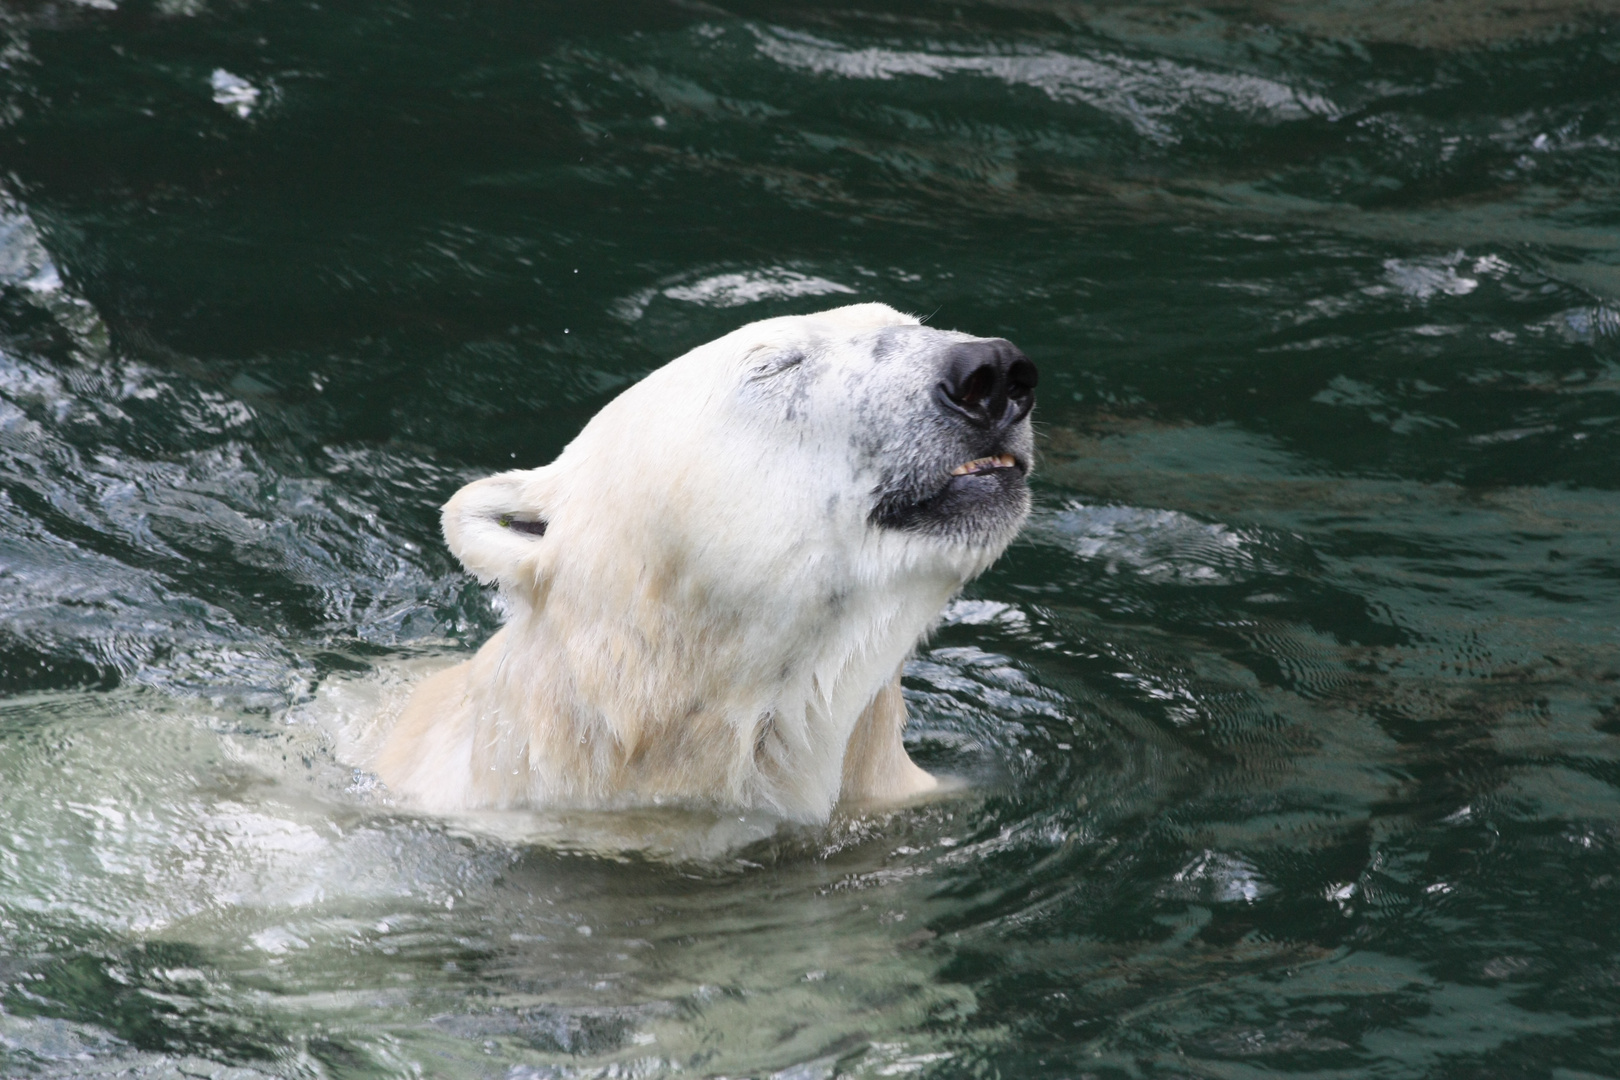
xmin=210 ymin=68 xmax=261 ymax=118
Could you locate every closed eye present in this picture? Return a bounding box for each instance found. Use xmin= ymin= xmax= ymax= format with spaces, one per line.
xmin=746 ymin=350 xmax=805 ymax=382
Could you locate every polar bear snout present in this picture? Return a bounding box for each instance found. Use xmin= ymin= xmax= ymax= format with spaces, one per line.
xmin=865 ymin=331 xmax=1037 ymax=543
xmin=935 ymin=339 xmax=1038 ymax=433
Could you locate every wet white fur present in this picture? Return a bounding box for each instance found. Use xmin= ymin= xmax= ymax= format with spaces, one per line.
xmin=375 ymin=303 xmax=1026 ymax=822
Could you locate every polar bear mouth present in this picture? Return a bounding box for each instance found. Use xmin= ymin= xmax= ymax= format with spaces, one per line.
xmin=868 ymin=444 xmax=1030 ymax=538
xmin=950 ymin=453 xmax=1019 ymax=477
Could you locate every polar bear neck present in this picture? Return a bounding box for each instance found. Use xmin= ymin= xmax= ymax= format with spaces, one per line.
xmin=465 ymin=539 xmax=971 ymax=823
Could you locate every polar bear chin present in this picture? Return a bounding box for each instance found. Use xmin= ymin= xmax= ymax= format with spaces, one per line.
xmin=375 ymin=302 xmax=1036 ymax=823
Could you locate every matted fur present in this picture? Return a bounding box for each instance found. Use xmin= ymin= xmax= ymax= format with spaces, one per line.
xmin=376 ymin=303 xmax=1033 ymax=822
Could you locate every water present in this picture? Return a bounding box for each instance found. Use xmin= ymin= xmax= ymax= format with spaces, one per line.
xmin=1 ymin=0 xmax=1618 ymax=1075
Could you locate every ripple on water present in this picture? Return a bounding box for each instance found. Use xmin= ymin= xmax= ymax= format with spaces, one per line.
xmin=751 ymin=25 xmax=1340 ymax=142
xmin=1032 ymin=500 xmax=1318 ymax=586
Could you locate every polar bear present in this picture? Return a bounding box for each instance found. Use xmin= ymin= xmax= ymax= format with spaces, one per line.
xmin=376 ymin=302 xmax=1036 ymax=823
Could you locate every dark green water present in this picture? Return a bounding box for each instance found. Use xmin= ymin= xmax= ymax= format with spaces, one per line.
xmin=2 ymin=0 xmax=1620 ymax=1076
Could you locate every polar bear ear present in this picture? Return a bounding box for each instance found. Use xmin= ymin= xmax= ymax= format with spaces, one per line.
xmin=440 ymin=469 xmax=554 ymax=587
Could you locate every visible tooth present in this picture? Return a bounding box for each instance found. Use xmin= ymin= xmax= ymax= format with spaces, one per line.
xmin=950 ymin=454 xmax=1016 ymax=476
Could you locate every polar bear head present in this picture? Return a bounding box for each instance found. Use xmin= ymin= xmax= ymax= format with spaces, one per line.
xmin=431 ymin=302 xmax=1036 ymax=820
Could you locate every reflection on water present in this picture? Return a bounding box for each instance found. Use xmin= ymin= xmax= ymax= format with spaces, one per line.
xmin=1 ymin=0 xmax=1619 ymax=1076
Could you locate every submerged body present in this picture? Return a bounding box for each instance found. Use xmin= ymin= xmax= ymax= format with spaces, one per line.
xmin=376 ymin=302 xmax=1036 ymax=822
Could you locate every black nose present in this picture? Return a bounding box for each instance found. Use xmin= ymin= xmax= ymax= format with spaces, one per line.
xmin=936 ymin=339 xmax=1038 ymax=430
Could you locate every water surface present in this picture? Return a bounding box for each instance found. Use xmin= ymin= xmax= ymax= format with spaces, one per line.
xmin=2 ymin=1 xmax=1619 ymax=1076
